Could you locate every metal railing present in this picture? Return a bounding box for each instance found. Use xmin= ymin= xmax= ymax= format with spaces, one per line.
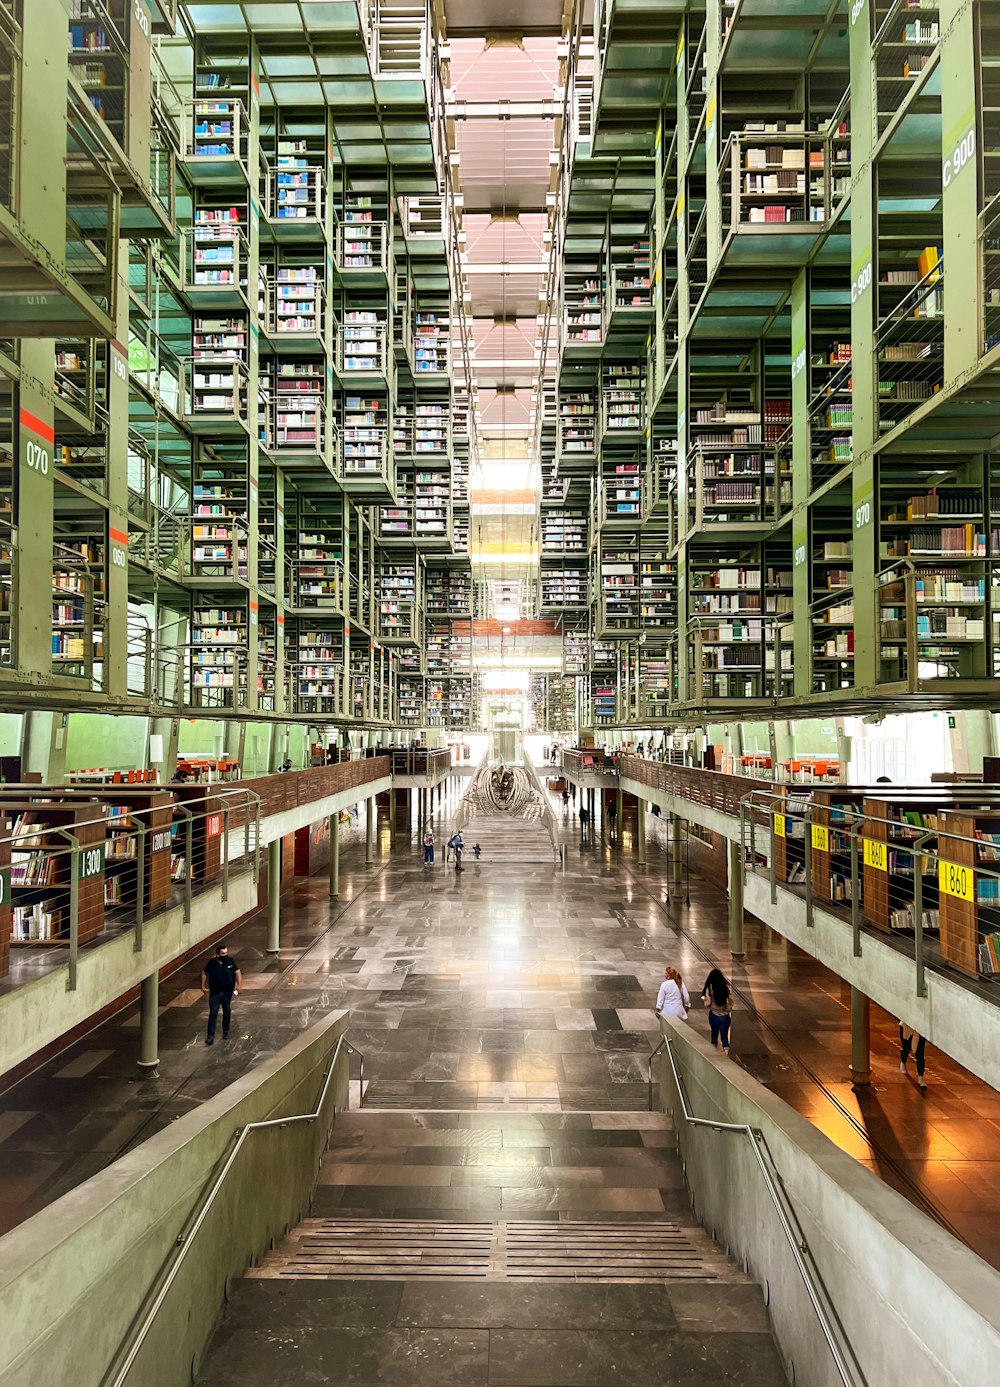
xmin=180 ymin=96 xmax=250 ymax=171
xmin=399 ymin=194 xmax=445 ymax=240
xmin=980 ymin=190 xmax=1000 ymax=357
xmin=335 ymin=218 xmax=390 ymax=278
xmin=740 ymin=786 xmax=1000 ymax=996
xmin=101 ymin=1029 xmax=363 ymax=1387
xmin=719 ymin=130 xmax=834 ymax=238
xmin=661 ymin=1036 xmax=867 ymax=1387
xmin=873 ymin=0 xmax=939 ymax=133
xmin=0 ymin=1 xmax=22 ymax=217
xmin=2 ymin=787 xmax=260 ymax=992
xmin=262 ymin=160 xmax=325 ymax=226
xmin=182 ymin=357 xmax=250 ymax=431
xmin=181 ymin=224 xmax=250 ymax=298
xmin=335 ymin=320 xmax=391 ymax=379
xmin=875 ymin=256 xmax=944 ymax=433
xmin=811 ymin=582 xmax=855 ymax=693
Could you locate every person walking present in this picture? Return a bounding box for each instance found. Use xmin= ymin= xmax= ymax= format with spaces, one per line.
xmin=423 ymin=827 xmax=435 ymax=864
xmin=655 ymin=965 xmax=690 ymax=1021
xmin=607 ymin=795 xmax=618 ymax=841
xmin=701 ymin=968 xmax=733 ymax=1055
xmin=899 ymin=1020 xmax=927 ymax=1089
xmin=450 ymin=830 xmax=464 ymax=870
xmin=203 ymin=943 xmax=242 ymax=1046
xmin=579 ymin=803 xmax=589 ymax=836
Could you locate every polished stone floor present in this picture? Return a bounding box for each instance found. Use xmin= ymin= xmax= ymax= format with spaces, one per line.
xmin=1 ymin=782 xmax=999 ymax=1275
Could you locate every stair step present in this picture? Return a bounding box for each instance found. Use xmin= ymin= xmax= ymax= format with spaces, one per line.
xmin=252 ymin=1218 xmax=732 ymax=1283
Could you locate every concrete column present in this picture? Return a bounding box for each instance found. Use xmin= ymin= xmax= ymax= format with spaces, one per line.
xmin=329 ymin=812 xmax=340 ymax=898
xmin=670 ymin=815 xmax=683 ymax=890
xmin=267 ymin=839 xmax=281 ymax=952
xmin=850 ymin=985 xmax=872 ymax=1086
xmin=728 ymin=839 xmax=745 ymax=960
xmin=637 ymin=797 xmax=646 ymax=864
xmin=365 ymin=796 xmax=374 ymax=864
xmin=137 ymin=972 xmax=159 ymax=1071
xmin=588 ymin=788 xmax=595 ymax=840
xmin=615 ymin=788 xmax=623 ymax=843
xmin=389 ymin=789 xmax=397 ymax=835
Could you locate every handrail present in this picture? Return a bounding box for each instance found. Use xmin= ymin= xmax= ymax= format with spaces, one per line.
xmin=647 ymin=1035 xmax=666 ymax=1111
xmin=101 ymin=1031 xmax=364 ymax=1387
xmin=661 ymin=1036 xmax=867 ymax=1387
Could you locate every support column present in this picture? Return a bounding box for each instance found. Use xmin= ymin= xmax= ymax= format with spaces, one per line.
xmin=389 ymin=788 xmax=397 ymax=836
xmin=670 ymin=815 xmax=683 ymax=891
xmin=267 ymin=839 xmax=281 ymax=952
xmin=637 ymin=797 xmax=646 ymax=864
xmin=615 ymin=788 xmax=623 ymax=842
xmin=137 ymin=972 xmax=159 ymax=1072
xmin=365 ymin=797 xmax=374 ymax=864
xmin=728 ymin=839 xmax=745 ymax=960
xmin=588 ymin=788 xmax=595 ymax=840
xmin=329 ymin=812 xmax=340 ymax=898
xmin=850 ymin=985 xmax=872 ymax=1086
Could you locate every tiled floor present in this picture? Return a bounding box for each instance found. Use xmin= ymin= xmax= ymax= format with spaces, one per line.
xmin=1 ymin=782 xmax=999 ymax=1273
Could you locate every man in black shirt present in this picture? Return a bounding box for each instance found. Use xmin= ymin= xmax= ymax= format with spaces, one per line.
xmin=202 ymin=944 xmax=242 ymax=1046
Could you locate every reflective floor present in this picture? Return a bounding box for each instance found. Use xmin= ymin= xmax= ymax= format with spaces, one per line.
xmin=1 ymin=783 xmax=999 ymax=1275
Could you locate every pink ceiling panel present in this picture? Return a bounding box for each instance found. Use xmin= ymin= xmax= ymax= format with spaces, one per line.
xmin=464 ymin=212 xmax=547 ymax=262
xmin=478 ymin=389 xmax=532 ymax=425
xmin=449 ymin=37 xmax=561 ymax=101
xmin=455 ymin=120 xmax=553 ymax=194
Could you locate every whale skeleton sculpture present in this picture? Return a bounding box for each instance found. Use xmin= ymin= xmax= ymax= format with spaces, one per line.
xmin=452 ymin=758 xmax=560 ymax=859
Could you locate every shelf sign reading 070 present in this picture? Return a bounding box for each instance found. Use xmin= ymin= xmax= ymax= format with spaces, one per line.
xmin=19 ymin=409 xmax=54 ymax=485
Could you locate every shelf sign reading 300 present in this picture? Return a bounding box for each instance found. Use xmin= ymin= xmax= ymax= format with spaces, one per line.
xmin=76 ymin=847 xmax=104 ymax=882
xmin=938 ymin=861 xmax=974 ymax=903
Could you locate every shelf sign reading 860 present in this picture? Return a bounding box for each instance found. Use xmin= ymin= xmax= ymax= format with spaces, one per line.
xmin=938 ymin=860 xmax=974 ymax=903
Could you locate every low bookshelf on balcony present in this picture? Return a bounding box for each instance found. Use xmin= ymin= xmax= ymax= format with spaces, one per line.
xmin=7 ymin=803 xmax=105 ymax=947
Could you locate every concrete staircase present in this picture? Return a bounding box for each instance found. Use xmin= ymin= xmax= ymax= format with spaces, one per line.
xmin=196 ymin=1111 xmax=789 ymax=1385
xmin=453 ymin=811 xmax=560 ymax=865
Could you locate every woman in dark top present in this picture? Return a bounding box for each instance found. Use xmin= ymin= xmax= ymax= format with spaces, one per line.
xmin=701 ymin=968 xmax=733 ymax=1055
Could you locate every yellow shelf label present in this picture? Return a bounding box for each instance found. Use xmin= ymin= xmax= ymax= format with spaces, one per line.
xmin=863 ymin=839 xmax=887 ymax=872
xmin=811 ymin=824 xmax=829 ymax=853
xmin=939 ymin=861 xmax=974 ymax=903
xmin=773 ymin=813 xmax=786 ymax=839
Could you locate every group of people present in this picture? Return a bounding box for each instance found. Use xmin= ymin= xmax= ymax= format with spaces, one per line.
xmin=422 ymin=827 xmax=481 ymax=869
xmin=653 ymin=964 xmax=930 ymax=1084
xmin=655 ymin=965 xmax=734 ymax=1053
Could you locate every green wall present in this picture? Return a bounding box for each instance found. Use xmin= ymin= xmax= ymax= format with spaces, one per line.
xmin=64 ymin=714 xmax=149 ymax=771
xmin=0 ymin=714 xmax=22 ymax=759
xmin=178 ymin=719 xmax=226 ymax=757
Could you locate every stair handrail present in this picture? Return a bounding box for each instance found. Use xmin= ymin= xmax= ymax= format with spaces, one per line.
xmin=660 ymin=1036 xmax=867 ymax=1387
xmin=101 ymin=1033 xmax=364 ymax=1387
xmin=647 ymin=1035 xmax=667 ymax=1111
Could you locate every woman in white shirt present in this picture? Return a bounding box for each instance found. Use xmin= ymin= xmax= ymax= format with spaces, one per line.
xmin=655 ymin=966 xmax=690 ymax=1020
